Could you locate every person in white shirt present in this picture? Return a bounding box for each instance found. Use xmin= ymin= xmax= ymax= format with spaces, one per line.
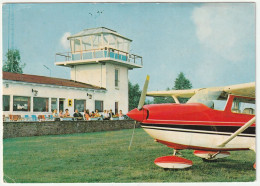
xmin=103 ymin=110 xmax=110 ymax=120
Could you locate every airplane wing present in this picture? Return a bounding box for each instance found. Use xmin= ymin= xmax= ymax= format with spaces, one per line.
xmin=147 ymin=82 xmax=255 ymax=98
xmin=146 ymin=88 xmax=201 ymax=98
xmin=223 ymin=82 xmax=255 ymax=98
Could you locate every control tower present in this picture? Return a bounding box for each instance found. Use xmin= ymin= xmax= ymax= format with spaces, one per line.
xmin=55 ymin=27 xmax=143 ymax=112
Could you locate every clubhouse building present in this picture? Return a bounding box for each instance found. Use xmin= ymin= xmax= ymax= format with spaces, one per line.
xmin=2 ymin=27 xmax=143 ymax=118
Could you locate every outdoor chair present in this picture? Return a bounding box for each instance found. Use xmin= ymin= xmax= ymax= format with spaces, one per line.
xmin=49 ymin=115 xmax=54 ymax=121
xmin=45 ymin=115 xmax=50 ymax=121
xmin=24 ymin=115 xmax=30 ymax=121
xmin=9 ymin=114 xmax=13 ymax=121
xmin=38 ymin=115 xmax=46 ymax=121
xmin=31 ymin=115 xmax=37 ymax=121
xmin=12 ymin=115 xmax=19 ymax=121
xmin=18 ymin=115 xmax=22 ymax=121
xmin=4 ymin=116 xmax=10 ymax=122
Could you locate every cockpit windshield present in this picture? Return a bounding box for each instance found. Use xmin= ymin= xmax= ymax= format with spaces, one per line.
xmin=187 ymin=89 xmax=228 ymax=110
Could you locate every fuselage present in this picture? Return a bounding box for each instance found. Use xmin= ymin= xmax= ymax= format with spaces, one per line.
xmin=127 ymin=94 xmax=255 ymax=151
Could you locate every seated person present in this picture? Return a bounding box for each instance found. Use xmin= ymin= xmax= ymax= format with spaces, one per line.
xmin=119 ymin=110 xmax=124 ymax=120
xmin=73 ymin=109 xmax=83 ymax=120
xmin=94 ymin=109 xmax=101 ymax=117
xmin=52 ymin=109 xmax=58 ymax=118
xmin=103 ymin=110 xmax=110 ymax=120
xmin=59 ymin=110 xmax=64 ymax=118
xmin=108 ymin=109 xmax=114 ymax=119
xmin=64 ymin=109 xmax=71 ymax=117
xmin=90 ymin=111 xmax=95 ymax=117
xmin=84 ymin=109 xmax=90 ymax=121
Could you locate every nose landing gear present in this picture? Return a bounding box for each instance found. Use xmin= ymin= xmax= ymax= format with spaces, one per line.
xmin=193 ymin=150 xmax=230 ymax=161
xmin=154 ymin=150 xmax=193 ymax=169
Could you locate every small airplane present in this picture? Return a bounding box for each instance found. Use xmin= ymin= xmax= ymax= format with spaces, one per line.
xmin=127 ymin=76 xmax=256 ymax=169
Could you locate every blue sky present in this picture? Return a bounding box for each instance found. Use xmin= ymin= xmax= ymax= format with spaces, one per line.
xmin=2 ymin=2 xmax=255 ymax=91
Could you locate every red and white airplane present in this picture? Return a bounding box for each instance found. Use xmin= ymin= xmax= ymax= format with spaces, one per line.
xmin=127 ymin=76 xmax=256 ymax=169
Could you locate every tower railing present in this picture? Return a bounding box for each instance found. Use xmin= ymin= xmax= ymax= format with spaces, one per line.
xmin=55 ymin=47 xmax=143 ymax=66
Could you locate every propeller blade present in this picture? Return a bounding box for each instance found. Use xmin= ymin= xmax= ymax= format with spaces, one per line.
xmin=137 ymin=75 xmax=150 ymax=110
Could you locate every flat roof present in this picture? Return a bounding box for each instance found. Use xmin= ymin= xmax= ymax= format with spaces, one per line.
xmin=68 ymin=27 xmax=132 ymax=41
xmin=2 ymin=71 xmax=106 ymax=90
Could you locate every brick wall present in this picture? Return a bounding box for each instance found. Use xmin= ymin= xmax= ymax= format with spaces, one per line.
xmin=3 ymin=120 xmax=140 ymax=139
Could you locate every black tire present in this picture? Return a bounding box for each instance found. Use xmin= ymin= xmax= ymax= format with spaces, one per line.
xmin=202 ymin=158 xmax=217 ymax=162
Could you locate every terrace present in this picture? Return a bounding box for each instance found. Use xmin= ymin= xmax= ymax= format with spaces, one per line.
xmin=55 ymin=47 xmax=143 ymax=68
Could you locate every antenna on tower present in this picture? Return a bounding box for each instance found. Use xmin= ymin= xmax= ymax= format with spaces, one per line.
xmin=8 ymin=4 xmax=14 ymax=50
xmin=7 ymin=4 xmax=15 ymax=72
xmin=43 ymin=65 xmax=52 ymax=77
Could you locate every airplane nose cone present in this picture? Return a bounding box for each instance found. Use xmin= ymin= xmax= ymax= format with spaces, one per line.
xmin=127 ymin=108 xmax=148 ymax=122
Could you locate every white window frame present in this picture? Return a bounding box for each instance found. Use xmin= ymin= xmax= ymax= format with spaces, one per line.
xmin=115 ymin=68 xmax=120 ymax=89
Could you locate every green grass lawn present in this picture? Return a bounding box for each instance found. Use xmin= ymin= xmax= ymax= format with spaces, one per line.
xmin=3 ymin=128 xmax=256 ymax=183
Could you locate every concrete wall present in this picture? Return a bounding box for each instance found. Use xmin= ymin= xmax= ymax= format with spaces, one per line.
xmin=3 ymin=120 xmax=139 ymax=139
xmin=71 ymin=63 xmax=107 ymax=88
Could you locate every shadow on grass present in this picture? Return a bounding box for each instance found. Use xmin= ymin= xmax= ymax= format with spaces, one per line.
xmin=163 ymin=167 xmax=193 ymax=171
xmin=197 ymin=157 xmax=255 ymax=171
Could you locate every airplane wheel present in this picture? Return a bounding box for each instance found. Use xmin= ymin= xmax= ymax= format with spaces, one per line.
xmin=154 ymin=156 xmax=193 ymax=169
xmin=202 ymin=158 xmax=217 ymax=162
xmin=194 ymin=150 xmax=230 ymax=160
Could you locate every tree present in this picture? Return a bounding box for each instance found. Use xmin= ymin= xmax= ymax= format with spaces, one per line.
xmin=129 ymin=72 xmax=192 ymax=108
xmin=153 ymin=72 xmax=192 ymax=104
xmin=173 ymin=72 xmax=192 ymax=103
xmin=173 ymin=72 xmax=192 ymax=90
xmin=128 ymin=81 xmax=142 ymax=111
xmin=128 ymin=81 xmax=153 ymax=110
xmin=2 ymin=49 xmax=25 ymax=73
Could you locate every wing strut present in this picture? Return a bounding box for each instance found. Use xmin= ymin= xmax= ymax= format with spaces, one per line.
xmin=218 ymin=116 xmax=255 ymax=147
xmin=172 ymin=95 xmax=180 ymax=104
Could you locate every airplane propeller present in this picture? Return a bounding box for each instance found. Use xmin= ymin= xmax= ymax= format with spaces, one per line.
xmin=137 ymin=75 xmax=150 ymax=110
xmin=128 ymin=75 xmax=150 ymax=150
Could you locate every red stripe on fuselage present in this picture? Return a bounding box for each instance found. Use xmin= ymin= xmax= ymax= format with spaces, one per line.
xmin=143 ymin=103 xmax=255 ymax=127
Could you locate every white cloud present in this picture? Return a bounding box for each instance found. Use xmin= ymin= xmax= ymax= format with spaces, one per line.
xmin=192 ymin=3 xmax=255 ymax=62
xmin=60 ymin=32 xmax=71 ymax=50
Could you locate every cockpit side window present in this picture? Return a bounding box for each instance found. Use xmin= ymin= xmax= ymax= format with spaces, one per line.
xmin=187 ymin=90 xmax=228 ymax=111
xmin=231 ymin=97 xmax=255 ymax=115
xmin=211 ymin=92 xmax=229 ymax=111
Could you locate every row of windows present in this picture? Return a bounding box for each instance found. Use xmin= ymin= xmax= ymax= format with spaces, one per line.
xmin=209 ymin=96 xmax=255 ymax=114
xmin=3 ymin=95 xmax=105 ymax=113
